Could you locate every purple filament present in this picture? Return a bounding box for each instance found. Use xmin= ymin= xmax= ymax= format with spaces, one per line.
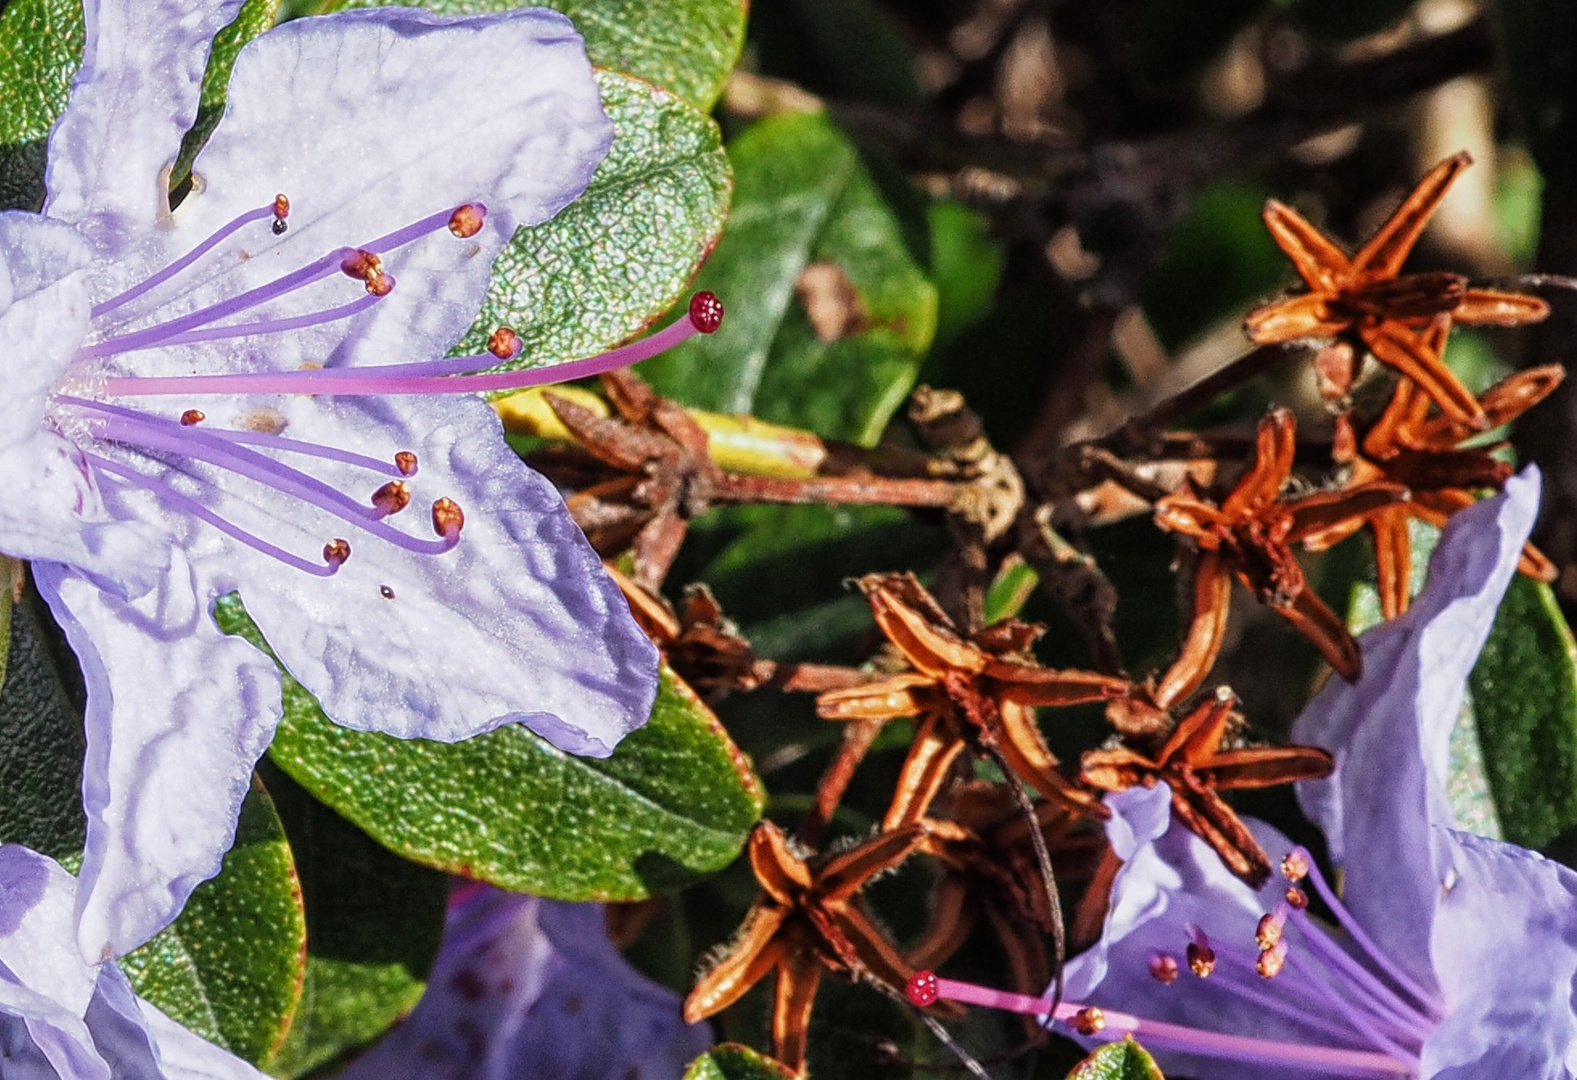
xmin=80 ymin=247 xmax=358 ymax=360
xmin=87 ymin=454 xmax=339 ymax=577
xmin=98 ymin=313 xmax=701 ymax=398
xmin=1287 ymin=911 xmax=1435 ymax=1034
xmin=1292 ymin=849 xmax=1444 ymax=1018
xmin=1183 ymin=946 xmax=1358 ymax=1045
xmin=91 ymin=204 xmax=276 ymax=319
xmin=57 ymin=397 xmax=408 ymax=477
xmin=88 ymin=409 xmax=456 ymax=556
xmin=1280 ymin=953 xmax=1422 ymax=1067
xmin=134 ymin=293 xmax=386 ymax=352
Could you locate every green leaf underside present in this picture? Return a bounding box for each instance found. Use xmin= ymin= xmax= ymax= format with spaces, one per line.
xmin=1066 ymin=1038 xmax=1167 ymax=1080
xmin=1347 ymin=518 xmax=1577 ymax=847
xmin=453 ymin=69 xmax=730 ymax=377
xmin=121 ymin=778 xmax=306 ymax=1068
xmin=638 ymin=110 xmax=938 ymax=446
xmin=333 ymin=0 xmax=744 ymax=110
xmin=683 ymin=1043 xmax=798 ymax=1080
xmin=260 ymin=762 xmax=449 ymax=1079
xmin=0 ymin=591 xmax=88 ymax=860
xmin=1469 ymin=575 xmax=1577 ymax=849
xmin=214 ymin=594 xmax=763 ymax=900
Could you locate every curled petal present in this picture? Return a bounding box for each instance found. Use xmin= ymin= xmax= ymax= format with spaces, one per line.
xmin=1259 ymin=199 xmax=1350 ymax=292
xmin=986 ymin=663 xmax=1129 ymax=706
xmin=862 ymin=579 xmax=985 ymax=677
xmin=819 ymin=826 xmax=925 ymax=902
xmin=772 ymin=950 xmax=823 ymax=1074
xmin=1362 ymin=321 xmax=1488 ymax=430
xmin=1243 ymin=293 xmax=1346 ymax=344
xmin=1452 ymin=287 xmax=1551 ymax=327
xmin=1203 ymin=746 xmax=1335 ymax=788
xmin=881 ymin=718 xmax=967 ymax=831
xmin=1275 ymin=586 xmax=1361 ymax=681
xmin=1153 ymin=552 xmax=1230 ymax=711
xmin=749 ymin=821 xmax=813 ymax=903
xmin=685 ymin=903 xmax=790 ymax=1022
xmin=816 ymin=673 xmax=931 ymax=720
xmin=1285 ymin=481 xmax=1409 ymax=541
xmin=1223 ymin=408 xmax=1296 ymax=517
xmin=1350 ymin=151 xmax=1470 ymax=279
xmin=1080 ymin=747 xmax=1160 ymax=792
xmin=1372 ymin=507 xmax=1415 ymax=620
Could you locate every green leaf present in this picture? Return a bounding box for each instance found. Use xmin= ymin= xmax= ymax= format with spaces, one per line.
xmin=174 ymin=0 xmax=279 ymax=187
xmin=260 ymin=762 xmax=449 ymax=1079
xmin=0 ymin=588 xmax=88 ymax=861
xmin=1494 ymin=0 xmax=1577 ymax=191
xmin=454 ymin=69 xmax=730 ymax=375
xmin=1065 ymin=1038 xmax=1166 ymax=1080
xmin=683 ymin=1043 xmax=798 ymax=1080
xmin=214 ymin=594 xmax=763 ymax=900
xmin=1468 ymin=575 xmax=1577 ymax=849
xmin=330 ymin=0 xmax=744 ymax=110
xmin=927 ymin=200 xmax=1004 ymax=348
xmin=120 ymin=777 xmax=307 ymax=1069
xmin=0 ymin=0 xmax=83 ymax=211
xmin=639 ymin=111 xmax=938 ymax=445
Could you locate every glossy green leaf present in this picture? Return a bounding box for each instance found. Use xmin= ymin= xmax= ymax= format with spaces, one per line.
xmin=454 ymin=69 xmax=730 ymax=375
xmin=1468 ymin=575 xmax=1577 ymax=849
xmin=1066 ymin=1038 xmax=1166 ymax=1080
xmin=0 ymin=589 xmax=88 ymax=861
xmin=260 ymin=762 xmax=449 ymax=1079
xmin=0 ymin=0 xmax=82 ymax=210
xmin=120 ymin=777 xmax=307 ymax=1069
xmin=214 ymin=594 xmax=762 ymax=900
xmin=683 ymin=1043 xmax=797 ymax=1080
xmin=640 ymin=111 xmax=938 ymax=445
xmin=327 ymin=0 xmax=744 ymax=109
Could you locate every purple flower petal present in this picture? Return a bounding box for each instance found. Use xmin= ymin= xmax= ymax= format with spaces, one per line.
xmin=335 ymin=888 xmax=709 ymax=1080
xmin=32 ymin=557 xmax=283 ymax=962
xmin=1421 ymin=829 xmax=1577 ymax=1079
xmin=1293 ymin=468 xmax=1540 ymax=989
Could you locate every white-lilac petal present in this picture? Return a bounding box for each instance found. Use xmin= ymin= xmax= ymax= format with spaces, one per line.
xmin=143 ymin=392 xmax=657 ymax=753
xmin=44 ymin=0 xmax=244 ymax=250
xmin=1293 ymin=467 xmax=1540 ymax=990
xmin=334 ymin=887 xmax=709 ymax=1080
xmin=0 ymin=845 xmax=270 ymax=1080
xmin=142 ymin=6 xmax=613 ymax=375
xmin=32 ymin=555 xmax=283 ymax=962
xmin=1421 ymin=830 xmax=1577 ymax=1079
xmin=0 ymin=214 xmax=93 ymax=445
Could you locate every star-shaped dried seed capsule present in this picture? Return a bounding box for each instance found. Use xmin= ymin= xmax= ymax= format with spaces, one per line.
xmin=1244 ymin=152 xmax=1548 ymax=429
xmin=1153 ymin=408 xmax=1407 ymax=681
xmin=910 ymin=782 xmax=1103 ymax=1038
xmin=603 ymin=562 xmax=764 ymax=692
xmin=816 ymin=574 xmax=1129 ymax=830
xmin=1081 ymin=689 xmax=1333 ymax=886
xmin=684 ymin=821 xmax=928 ymax=1075
xmin=1301 ymin=324 xmax=1563 ymax=617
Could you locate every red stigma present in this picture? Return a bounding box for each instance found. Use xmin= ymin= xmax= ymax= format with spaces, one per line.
xmin=905 ymin=970 xmax=939 ymax=1008
xmin=688 ymin=291 xmax=724 ymax=334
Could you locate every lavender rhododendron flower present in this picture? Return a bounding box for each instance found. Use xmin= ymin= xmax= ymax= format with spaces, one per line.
xmin=1057 ymin=467 xmax=1577 ymax=1077
xmin=0 ymin=0 xmax=695 ymax=963
xmin=0 ymin=843 xmax=272 ymax=1080
xmin=333 ymin=884 xmax=710 ymax=1080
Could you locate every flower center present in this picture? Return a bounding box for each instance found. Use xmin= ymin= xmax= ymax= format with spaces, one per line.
xmin=52 ymin=194 xmax=722 ymax=577
xmin=908 ymin=847 xmax=1444 ymax=1078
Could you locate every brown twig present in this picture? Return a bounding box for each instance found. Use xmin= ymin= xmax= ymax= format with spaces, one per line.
xmin=709 ymin=471 xmax=959 ymax=508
